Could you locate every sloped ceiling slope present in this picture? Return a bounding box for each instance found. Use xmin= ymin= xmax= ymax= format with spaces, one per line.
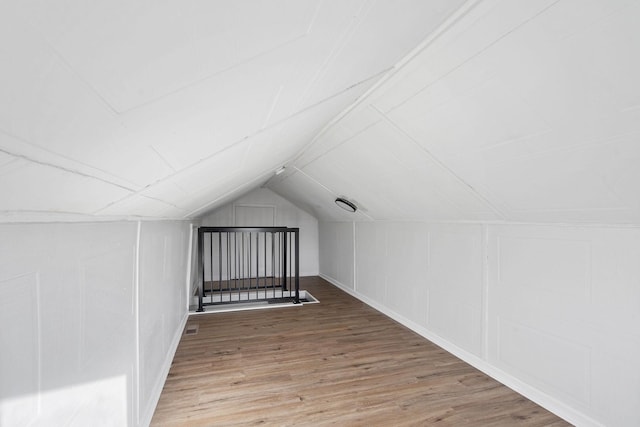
xmin=269 ymin=0 xmax=640 ymax=224
xmin=0 ymin=0 xmax=465 ymax=222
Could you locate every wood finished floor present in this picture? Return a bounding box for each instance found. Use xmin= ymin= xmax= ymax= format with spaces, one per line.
xmin=151 ymin=277 xmax=571 ymax=426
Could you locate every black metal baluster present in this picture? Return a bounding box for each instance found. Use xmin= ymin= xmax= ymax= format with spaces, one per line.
xmin=282 ymin=230 xmax=287 ymax=293
xmin=218 ymin=231 xmax=222 ymax=301
xmin=227 ymin=231 xmax=231 ymax=298
xmin=241 ymin=231 xmax=245 ymax=301
xmin=207 ymin=232 xmax=213 ymax=303
xmin=295 ymin=228 xmax=300 ymax=303
xmin=288 ymin=231 xmax=292 ymax=296
xmin=271 ymin=231 xmax=275 ymax=299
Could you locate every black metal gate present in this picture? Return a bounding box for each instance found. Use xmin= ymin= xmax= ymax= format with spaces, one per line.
xmin=196 ymin=227 xmax=299 ymax=311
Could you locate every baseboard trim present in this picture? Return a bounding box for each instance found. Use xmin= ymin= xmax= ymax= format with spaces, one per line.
xmin=319 ymin=274 xmax=601 ymax=427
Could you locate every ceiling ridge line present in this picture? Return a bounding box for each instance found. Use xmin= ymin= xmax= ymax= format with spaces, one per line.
xmin=149 ymin=145 xmax=178 ymax=173
xmin=294 ymin=0 xmax=373 ymax=111
xmin=286 ymin=0 xmax=486 ymax=169
xmin=369 ymin=104 xmax=508 ymax=221
xmin=294 ymin=119 xmax=382 ymax=170
xmin=133 ymin=73 xmax=386 ymax=199
xmin=383 ymin=0 xmax=563 ymax=115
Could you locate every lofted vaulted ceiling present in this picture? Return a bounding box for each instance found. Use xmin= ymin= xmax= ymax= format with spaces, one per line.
xmin=2 ymin=0 xmax=640 ymax=225
xmin=0 ymin=0 xmax=465 ymax=222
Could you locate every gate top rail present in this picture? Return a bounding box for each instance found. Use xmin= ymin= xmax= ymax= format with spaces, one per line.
xmin=199 ymin=226 xmax=299 ymax=233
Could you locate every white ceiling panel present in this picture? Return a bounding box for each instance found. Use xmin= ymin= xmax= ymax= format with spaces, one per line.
xmin=370 ymin=0 xmax=559 ymax=114
xmin=293 ymin=104 xmax=382 ymax=168
xmin=140 ymin=142 xmax=249 ymax=209
xmin=118 ymin=39 xmax=369 ymax=172
xmin=0 ymin=131 xmax=139 ymax=191
xmin=0 ymin=155 xmax=131 ymax=216
xmin=21 ymin=0 xmax=320 ymax=112
xmin=117 ymin=60 xmax=280 ymax=171
xmin=297 ymin=120 xmax=500 ymax=221
xmin=372 ymin=0 xmax=640 ymax=223
xmin=95 ymin=194 xmax=189 ymax=219
xmin=0 ymin=7 xmax=122 ymax=156
xmin=386 ymin=77 xmax=552 ymax=159
xmin=295 ymin=0 xmax=467 ymax=109
xmin=246 ymin=80 xmax=372 ymax=169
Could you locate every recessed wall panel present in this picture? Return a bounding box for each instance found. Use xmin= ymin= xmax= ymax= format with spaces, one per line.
xmin=79 ymin=243 xmax=136 ymax=371
xmin=355 ymin=222 xmax=387 ymax=302
xmin=426 ymin=225 xmax=483 ymax=355
xmin=385 ymin=223 xmax=429 ymax=327
xmin=488 ymin=224 xmax=640 ymax=426
xmin=592 ymin=344 xmax=640 ymax=426
xmin=138 ymin=221 xmax=190 ymax=420
xmin=497 ymin=236 xmax=591 ymax=299
xmin=0 ymin=273 xmax=40 ymax=427
xmin=319 ymin=221 xmax=354 ymax=289
xmin=497 ymin=317 xmax=590 ymax=404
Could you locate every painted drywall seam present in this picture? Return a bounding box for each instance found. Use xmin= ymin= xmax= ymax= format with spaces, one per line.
xmin=317 ymin=273 xmax=603 ymax=427
xmin=35 ymin=272 xmax=42 ymax=418
xmin=481 ymin=224 xmax=489 ymax=360
xmin=134 ymin=221 xmax=141 ymax=426
xmin=352 ymin=221 xmax=357 ymax=293
xmin=348 ymin=219 xmax=640 ymax=229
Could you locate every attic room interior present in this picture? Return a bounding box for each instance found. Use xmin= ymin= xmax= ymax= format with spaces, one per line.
xmin=1 ymin=0 xmax=639 ymax=426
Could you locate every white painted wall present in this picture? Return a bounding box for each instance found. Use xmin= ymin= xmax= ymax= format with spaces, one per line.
xmin=0 ymin=220 xmax=191 ymax=427
xmin=319 ymin=221 xmax=354 ymax=290
xmin=201 ymin=188 xmax=319 ymax=276
xmin=319 ymin=220 xmax=640 ymax=427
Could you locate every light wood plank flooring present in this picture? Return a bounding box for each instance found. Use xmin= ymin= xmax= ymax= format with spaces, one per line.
xmin=151 ymin=277 xmax=571 ymax=426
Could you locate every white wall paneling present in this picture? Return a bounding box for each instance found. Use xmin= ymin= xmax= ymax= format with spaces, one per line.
xmin=321 ymin=220 xmax=640 ymax=427
xmin=488 ymin=224 xmax=640 ymax=426
xmin=426 ymin=224 xmax=484 ymax=357
xmin=137 ymin=221 xmax=190 ymax=426
xmin=0 ymin=273 xmax=41 ymax=426
xmin=0 ymin=220 xmax=190 ymax=427
xmin=319 ymin=221 xmax=354 ymax=290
